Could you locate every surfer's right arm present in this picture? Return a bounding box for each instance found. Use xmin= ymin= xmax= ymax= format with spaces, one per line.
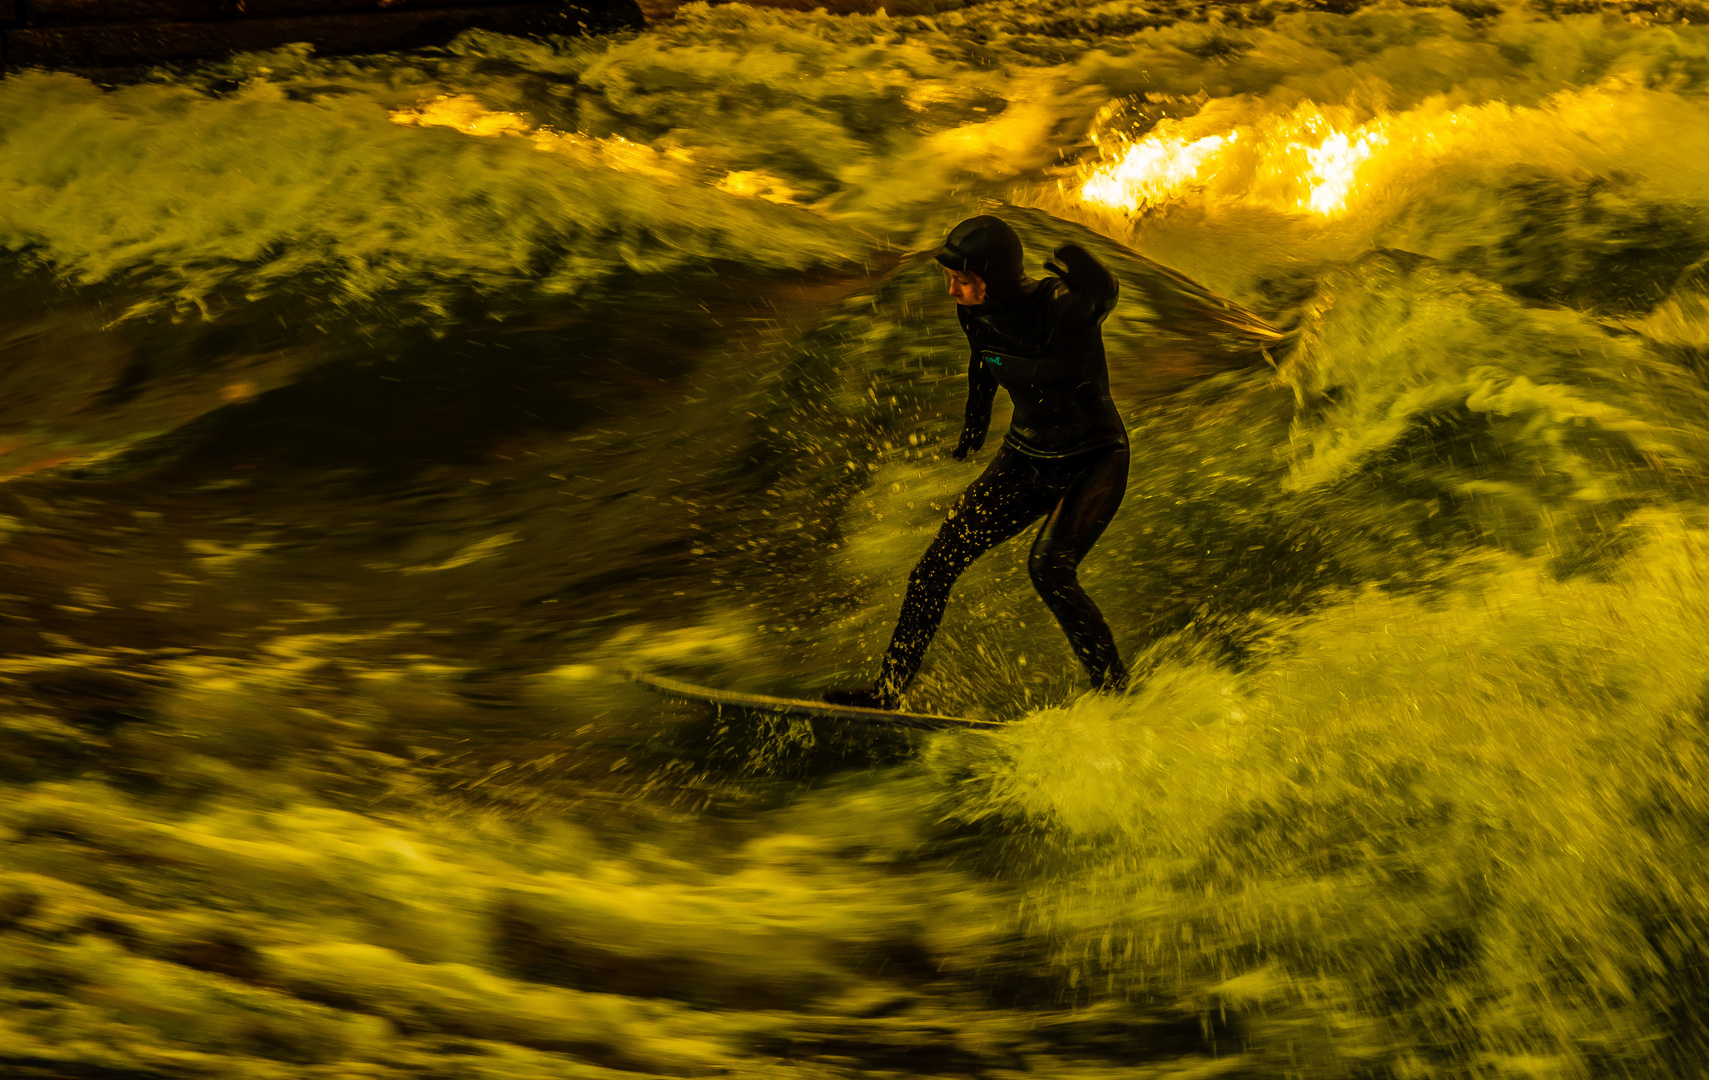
xmin=953 ymin=342 xmax=998 ymax=461
xmin=1044 ymin=243 xmax=1119 ymax=326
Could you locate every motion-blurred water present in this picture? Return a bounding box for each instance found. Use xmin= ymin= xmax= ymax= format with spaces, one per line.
xmin=4 ymin=1 xmax=1709 ymax=1076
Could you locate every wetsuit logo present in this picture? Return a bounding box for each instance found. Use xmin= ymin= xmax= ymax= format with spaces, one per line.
xmin=983 ymin=354 xmax=1003 ymax=365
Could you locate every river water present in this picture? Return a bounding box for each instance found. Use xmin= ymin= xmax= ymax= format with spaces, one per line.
xmin=3 ymin=1 xmax=1709 ymax=1076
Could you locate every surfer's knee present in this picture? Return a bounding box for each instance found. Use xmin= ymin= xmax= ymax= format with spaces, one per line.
xmin=1027 ymin=548 xmax=1079 ymax=595
xmin=908 ymin=550 xmax=956 ymax=592
xmin=919 ymin=531 xmax=979 ymax=579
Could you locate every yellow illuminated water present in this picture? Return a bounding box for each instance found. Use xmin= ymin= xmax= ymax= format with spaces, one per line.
xmin=1073 ymin=92 xmax=1590 ymax=220
xmin=2 ymin=0 xmax=1709 ymax=1077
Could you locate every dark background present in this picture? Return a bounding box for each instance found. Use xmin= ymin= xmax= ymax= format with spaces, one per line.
xmin=0 ymin=0 xmax=648 ymax=72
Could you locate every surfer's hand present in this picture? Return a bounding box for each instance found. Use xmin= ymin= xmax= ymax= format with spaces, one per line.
xmin=952 ymin=433 xmax=982 ymax=461
xmin=1044 ymin=242 xmax=1097 ymax=286
xmin=1046 ymin=243 xmax=1118 ymax=322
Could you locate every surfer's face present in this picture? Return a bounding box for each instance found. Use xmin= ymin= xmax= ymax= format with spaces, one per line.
xmin=946 ymin=269 xmax=986 ymax=307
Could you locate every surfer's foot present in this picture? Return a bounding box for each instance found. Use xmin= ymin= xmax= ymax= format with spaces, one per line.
xmin=824 ymin=686 xmax=901 ymax=711
xmin=1090 ymin=664 xmax=1130 ymax=695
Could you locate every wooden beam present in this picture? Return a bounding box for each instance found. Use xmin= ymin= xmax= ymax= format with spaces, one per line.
xmin=235 ymin=0 xmax=538 ymax=14
xmin=29 ymin=2 xmax=227 ymax=26
xmin=24 ymin=0 xmax=558 ymax=25
xmin=4 ymin=3 xmax=640 ymax=68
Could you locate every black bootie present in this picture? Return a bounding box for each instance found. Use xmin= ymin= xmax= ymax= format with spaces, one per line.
xmin=823 ymin=683 xmax=901 ymax=711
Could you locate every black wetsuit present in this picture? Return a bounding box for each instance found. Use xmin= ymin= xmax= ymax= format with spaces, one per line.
xmin=830 ymin=218 xmax=1129 ymax=708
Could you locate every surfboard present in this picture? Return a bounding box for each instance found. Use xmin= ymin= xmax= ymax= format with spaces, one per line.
xmin=625 ymin=669 xmax=1003 ymax=732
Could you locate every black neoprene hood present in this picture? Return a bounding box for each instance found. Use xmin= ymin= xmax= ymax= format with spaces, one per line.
xmin=933 ymin=216 xmax=1028 ymax=302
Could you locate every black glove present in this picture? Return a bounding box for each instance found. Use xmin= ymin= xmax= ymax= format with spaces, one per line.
xmin=1045 ymin=242 xmax=1117 ymax=321
xmin=952 ymin=432 xmax=983 ymax=461
xmin=1044 ymin=242 xmax=1098 ymax=285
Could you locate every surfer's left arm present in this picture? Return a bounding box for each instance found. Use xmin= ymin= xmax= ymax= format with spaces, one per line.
xmin=1045 ymin=243 xmax=1119 ymax=326
xmin=953 ymin=342 xmax=998 ymax=461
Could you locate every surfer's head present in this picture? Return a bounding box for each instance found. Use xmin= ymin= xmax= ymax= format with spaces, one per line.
xmin=944 ymin=267 xmax=986 ymax=307
xmin=933 ymin=215 xmax=1027 ymax=305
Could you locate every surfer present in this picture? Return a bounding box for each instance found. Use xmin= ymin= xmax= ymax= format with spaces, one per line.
xmin=826 ymin=215 xmax=1130 ymax=711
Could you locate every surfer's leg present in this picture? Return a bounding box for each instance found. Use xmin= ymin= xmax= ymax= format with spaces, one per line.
xmin=880 ymin=450 xmax=1054 ymax=693
xmin=829 ymin=447 xmax=1053 ymax=708
xmin=1027 ymin=444 xmax=1131 ymax=691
